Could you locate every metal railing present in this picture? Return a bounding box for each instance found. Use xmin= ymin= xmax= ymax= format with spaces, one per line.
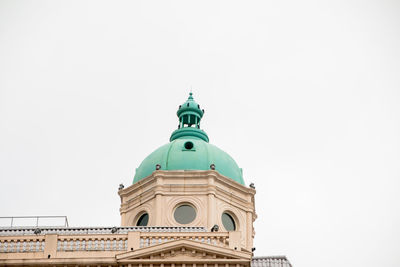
xmin=0 ymin=216 xmax=69 ymax=228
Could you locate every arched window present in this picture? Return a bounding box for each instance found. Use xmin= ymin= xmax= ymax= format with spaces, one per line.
xmin=136 ymin=213 xmax=149 ymax=226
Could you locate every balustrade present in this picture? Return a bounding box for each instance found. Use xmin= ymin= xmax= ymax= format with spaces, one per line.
xmin=0 ymin=231 xmax=230 ymax=254
xmin=56 ymin=235 xmax=128 ymax=251
xmin=0 ymin=238 xmax=45 ymax=253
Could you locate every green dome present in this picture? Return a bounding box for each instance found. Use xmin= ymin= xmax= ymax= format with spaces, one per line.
xmin=133 ymin=93 xmax=244 ymax=185
xmin=133 ymin=137 xmax=244 ymax=185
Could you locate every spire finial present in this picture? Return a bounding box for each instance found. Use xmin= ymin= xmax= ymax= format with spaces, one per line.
xmin=188 ymin=91 xmax=193 ymax=100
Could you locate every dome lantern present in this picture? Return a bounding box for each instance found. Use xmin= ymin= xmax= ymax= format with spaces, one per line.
xmin=170 ymin=92 xmax=209 ymax=142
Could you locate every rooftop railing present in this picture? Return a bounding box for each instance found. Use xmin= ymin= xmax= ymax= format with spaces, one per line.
xmin=0 ymin=216 xmax=69 ymax=228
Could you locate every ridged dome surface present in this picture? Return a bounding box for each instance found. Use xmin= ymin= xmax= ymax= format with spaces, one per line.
xmin=133 ymin=137 xmax=244 ymax=185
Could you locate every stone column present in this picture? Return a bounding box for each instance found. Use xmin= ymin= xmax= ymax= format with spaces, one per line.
xmin=207 ymin=176 xmax=216 ymax=229
xmin=207 ymin=193 xmax=215 ymax=229
xmin=155 ymin=194 xmax=162 ymax=225
xmin=246 ymin=211 xmax=253 ymax=250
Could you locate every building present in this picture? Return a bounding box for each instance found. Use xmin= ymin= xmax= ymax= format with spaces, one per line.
xmin=0 ymin=93 xmax=292 ymax=267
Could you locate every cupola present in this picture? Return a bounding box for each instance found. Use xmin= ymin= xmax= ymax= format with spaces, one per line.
xmin=170 ymin=92 xmax=209 ymax=142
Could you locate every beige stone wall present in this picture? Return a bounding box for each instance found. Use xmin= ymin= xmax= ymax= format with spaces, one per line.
xmin=119 ymin=170 xmax=256 ymax=251
xmin=0 ymin=230 xmax=251 ymax=266
xmin=0 ymin=171 xmax=256 ymax=266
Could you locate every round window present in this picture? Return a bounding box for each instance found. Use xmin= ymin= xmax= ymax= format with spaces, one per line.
xmin=222 ymin=213 xmax=236 ymax=231
xmin=174 ymin=204 xmax=196 ymax=224
xmin=184 ymin=141 xmax=194 ymax=150
xmin=136 ymin=213 xmax=149 ymax=226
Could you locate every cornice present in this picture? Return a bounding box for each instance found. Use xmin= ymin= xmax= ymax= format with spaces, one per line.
xmin=120 ymin=170 xmax=255 ymax=197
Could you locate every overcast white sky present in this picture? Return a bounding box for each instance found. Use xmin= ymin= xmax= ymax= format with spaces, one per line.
xmin=1 ymin=1 xmax=399 ymax=266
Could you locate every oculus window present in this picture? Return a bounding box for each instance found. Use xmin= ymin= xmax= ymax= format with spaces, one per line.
xmin=174 ymin=204 xmax=196 ymax=224
xmin=222 ymin=213 xmax=236 ymax=231
xmin=184 ymin=141 xmax=194 ymax=150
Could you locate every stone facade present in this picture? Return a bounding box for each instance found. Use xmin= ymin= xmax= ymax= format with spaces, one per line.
xmin=119 ymin=170 xmax=256 ymax=252
xmin=0 ymin=169 xmax=293 ymax=267
xmin=0 ymin=226 xmax=252 ymax=266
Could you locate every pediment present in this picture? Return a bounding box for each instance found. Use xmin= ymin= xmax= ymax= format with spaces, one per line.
xmin=116 ymin=239 xmax=251 ymax=262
